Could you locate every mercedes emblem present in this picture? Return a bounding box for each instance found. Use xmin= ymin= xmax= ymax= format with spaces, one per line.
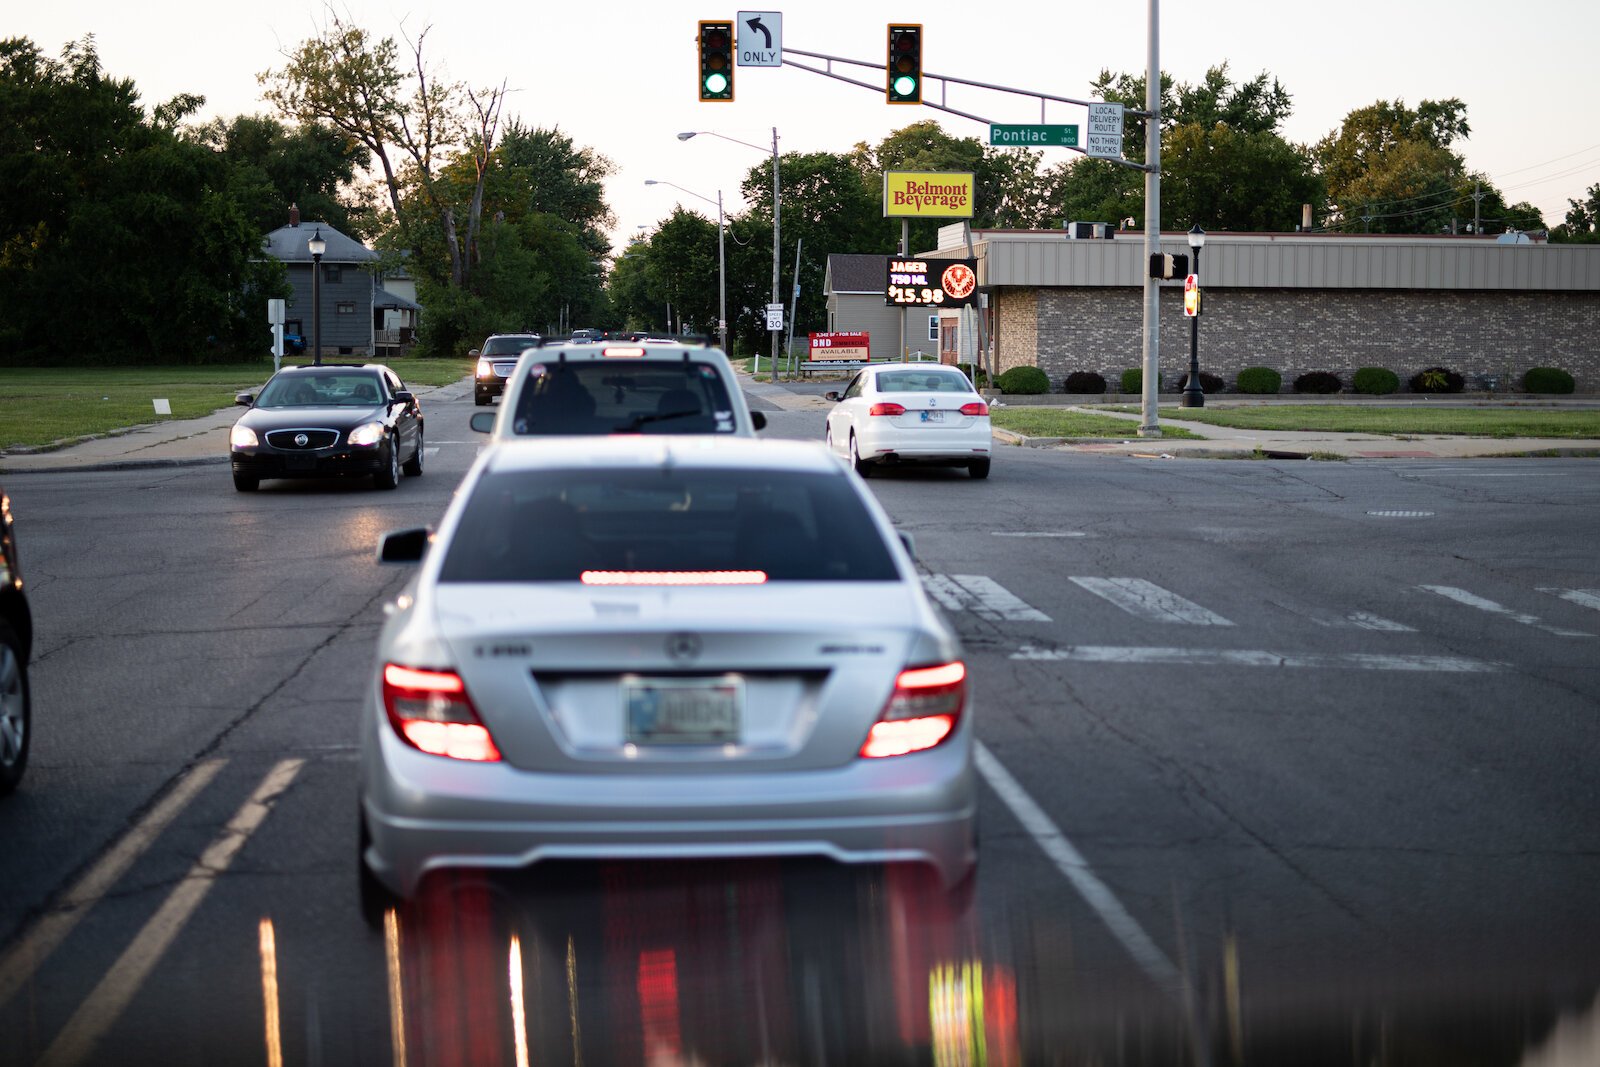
xmin=294 ymin=433 xmax=309 ymax=447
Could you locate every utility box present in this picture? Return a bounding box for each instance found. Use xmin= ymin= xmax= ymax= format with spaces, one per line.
xmin=1063 ymin=221 xmax=1115 ymax=240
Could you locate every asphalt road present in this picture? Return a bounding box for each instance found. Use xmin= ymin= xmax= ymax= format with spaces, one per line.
xmin=1 ymin=386 xmax=1597 ymax=1065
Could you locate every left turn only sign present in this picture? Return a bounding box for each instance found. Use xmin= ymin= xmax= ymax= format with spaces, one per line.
xmin=737 ymin=11 xmax=782 ymax=66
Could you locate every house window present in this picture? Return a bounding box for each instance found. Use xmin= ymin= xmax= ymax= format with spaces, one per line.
xmin=337 ymin=301 xmax=356 ymax=314
xmin=325 ymin=266 xmax=342 ymax=284
xmin=928 ymin=314 xmax=939 ymax=342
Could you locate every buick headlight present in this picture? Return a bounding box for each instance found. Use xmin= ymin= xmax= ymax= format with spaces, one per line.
xmin=348 ymin=421 xmax=385 ymax=447
xmin=476 ymin=358 xmax=493 ymax=378
xmin=230 ymin=424 xmax=259 ymax=448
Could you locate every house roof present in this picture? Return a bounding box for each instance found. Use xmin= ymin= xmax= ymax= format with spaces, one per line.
xmin=825 ymin=253 xmax=885 ymax=295
xmin=374 ymin=287 xmax=421 ymax=310
xmin=262 ymin=221 xmax=378 ymax=264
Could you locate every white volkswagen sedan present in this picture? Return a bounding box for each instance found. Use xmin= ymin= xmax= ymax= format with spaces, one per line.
xmin=359 ymin=437 xmax=976 ymax=911
xmin=824 ymin=364 xmax=992 ymax=478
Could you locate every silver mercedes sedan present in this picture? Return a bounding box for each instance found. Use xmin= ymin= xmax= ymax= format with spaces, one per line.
xmin=359 ymin=437 xmax=976 ymax=908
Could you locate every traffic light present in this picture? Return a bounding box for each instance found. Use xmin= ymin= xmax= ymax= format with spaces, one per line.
xmin=886 ymin=24 xmax=922 ymax=104
xmin=698 ymin=21 xmax=734 ymax=102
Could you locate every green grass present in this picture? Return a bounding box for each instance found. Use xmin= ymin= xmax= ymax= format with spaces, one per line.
xmin=0 ymin=358 xmax=473 ymax=451
xmin=991 ymin=408 xmax=1203 ymax=439
xmin=1130 ymin=405 xmax=1600 ymax=439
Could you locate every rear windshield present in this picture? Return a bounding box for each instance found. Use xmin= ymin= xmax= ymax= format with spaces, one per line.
xmin=483 ymin=336 xmax=540 ymax=356
xmin=438 ymin=468 xmax=899 ymax=582
xmin=257 ymin=373 xmax=385 ymax=407
xmin=509 ymin=360 xmax=738 ymax=435
xmin=875 ymin=370 xmax=974 ymax=393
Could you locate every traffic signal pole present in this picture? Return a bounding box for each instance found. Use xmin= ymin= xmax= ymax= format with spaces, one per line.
xmin=1138 ymin=0 xmax=1162 ymax=437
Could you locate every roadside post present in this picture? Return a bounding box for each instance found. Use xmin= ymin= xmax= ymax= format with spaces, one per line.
xmin=267 ymin=299 xmax=285 ymax=373
xmin=1182 ymin=226 xmax=1206 ymax=407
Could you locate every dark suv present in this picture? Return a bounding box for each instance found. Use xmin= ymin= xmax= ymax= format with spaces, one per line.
xmin=0 ymin=485 xmax=31 ymax=795
xmin=473 ymin=334 xmax=542 ymax=405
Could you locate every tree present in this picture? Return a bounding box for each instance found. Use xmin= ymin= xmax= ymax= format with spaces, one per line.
xmin=193 ymin=113 xmax=370 ymax=235
xmin=1551 ymin=183 xmax=1599 ymax=243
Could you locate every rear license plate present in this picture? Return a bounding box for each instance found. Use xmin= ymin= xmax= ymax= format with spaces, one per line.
xmin=625 ymin=678 xmax=741 ymax=744
xmin=920 ymin=410 xmax=947 ymax=422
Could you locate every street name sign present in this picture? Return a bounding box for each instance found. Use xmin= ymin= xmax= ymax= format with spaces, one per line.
xmin=1085 ymin=102 xmax=1125 ymax=159
xmin=737 ymin=11 xmax=782 ymax=66
xmin=989 ymin=123 xmax=1079 ymax=148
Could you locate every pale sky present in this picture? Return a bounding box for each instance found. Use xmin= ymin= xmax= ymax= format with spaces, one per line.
xmin=12 ymin=0 xmax=1599 ymax=248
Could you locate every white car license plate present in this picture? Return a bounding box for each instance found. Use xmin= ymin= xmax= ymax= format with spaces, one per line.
xmin=625 ymin=678 xmax=741 ymax=744
xmin=920 ymin=410 xmax=946 ymax=422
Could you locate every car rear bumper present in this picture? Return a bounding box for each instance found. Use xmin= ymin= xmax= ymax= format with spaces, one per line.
xmin=361 ymin=706 xmax=977 ymax=897
xmin=856 ymin=426 xmax=992 ymax=464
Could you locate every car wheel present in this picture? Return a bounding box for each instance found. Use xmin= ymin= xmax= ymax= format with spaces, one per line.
xmin=402 ymin=428 xmax=424 ymax=477
xmin=0 ymin=619 xmax=30 ymax=796
xmin=825 ymin=426 xmax=834 ymax=454
xmin=968 ymin=458 xmax=991 ymax=480
xmin=232 ymin=473 xmax=259 ymax=492
xmin=474 ymin=393 xmax=489 ymax=407
xmin=358 ymin=809 xmax=400 ymax=931
xmin=374 ymin=438 xmax=401 ymax=490
xmin=850 ymin=434 xmax=873 ymax=478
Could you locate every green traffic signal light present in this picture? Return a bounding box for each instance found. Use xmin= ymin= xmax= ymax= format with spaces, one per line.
xmin=887 ymin=24 xmax=922 ymax=105
xmin=698 ymin=21 xmax=734 ymax=102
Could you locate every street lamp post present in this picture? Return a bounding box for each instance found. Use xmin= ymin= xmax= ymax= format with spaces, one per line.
xmin=644 ymin=180 xmax=727 ymax=354
xmin=1182 ymin=225 xmax=1206 ymax=408
xmin=679 ymin=128 xmax=779 ymax=375
xmin=307 ymin=228 xmax=326 ymax=367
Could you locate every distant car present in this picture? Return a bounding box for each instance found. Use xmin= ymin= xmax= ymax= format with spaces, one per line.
xmin=469 ymin=339 xmax=765 ymax=438
xmin=0 ymin=485 xmax=31 ymax=796
xmin=229 ymin=364 xmax=425 ymax=492
xmin=472 ymin=333 xmax=542 ymax=406
xmin=824 ymin=364 xmax=992 ymax=479
xmin=282 ymin=332 xmax=307 ymax=355
xmin=358 ymin=436 xmax=976 ymax=909
xmin=568 ymin=328 xmax=598 ymax=342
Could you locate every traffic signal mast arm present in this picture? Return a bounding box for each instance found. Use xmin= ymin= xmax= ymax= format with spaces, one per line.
xmin=778 ymin=44 xmax=1154 ymax=171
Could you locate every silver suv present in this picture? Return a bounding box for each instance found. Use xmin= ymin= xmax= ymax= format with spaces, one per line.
xmin=469 ymin=340 xmax=764 ymax=438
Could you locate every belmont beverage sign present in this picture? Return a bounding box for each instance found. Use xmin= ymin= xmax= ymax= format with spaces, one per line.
xmin=808 ymin=331 xmax=871 ymax=363
xmin=882 ymin=171 xmax=975 ymax=219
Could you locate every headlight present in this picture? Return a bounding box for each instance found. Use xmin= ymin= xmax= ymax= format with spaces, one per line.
xmin=476 ymin=358 xmax=493 ymax=378
xmin=348 ymin=421 xmax=385 ymax=447
xmin=230 ymin=424 xmax=259 ymax=448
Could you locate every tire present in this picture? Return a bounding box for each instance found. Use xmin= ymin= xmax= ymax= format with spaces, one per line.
xmin=850 ymin=434 xmax=873 ymax=478
xmin=0 ymin=619 xmax=30 ymax=797
xmin=968 ymin=458 xmax=991 ymax=480
xmin=358 ymin=809 xmax=400 ymax=931
xmin=474 ymin=393 xmax=489 ymax=406
xmin=402 ymin=428 xmax=424 ymax=477
xmin=232 ymin=472 xmax=259 ymax=492
xmin=373 ymin=438 xmax=400 ymax=490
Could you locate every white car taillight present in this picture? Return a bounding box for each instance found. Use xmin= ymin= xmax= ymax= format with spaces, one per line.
xmin=859 ymin=661 xmax=966 ymax=758
xmin=959 ymin=401 xmax=989 ymax=416
xmin=869 ymin=402 xmax=906 ymax=417
xmin=230 ymin=424 xmax=259 ymax=448
xmin=381 ymin=664 xmax=501 ymax=762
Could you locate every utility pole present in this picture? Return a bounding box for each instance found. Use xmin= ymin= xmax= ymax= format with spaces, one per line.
xmin=771 ymin=126 xmax=781 ymax=376
xmin=1137 ymin=0 xmax=1162 ymax=437
xmin=1473 ymin=181 xmax=1483 ymax=234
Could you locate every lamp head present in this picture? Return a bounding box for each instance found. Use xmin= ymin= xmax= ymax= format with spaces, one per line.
xmin=307 ymin=228 xmax=327 ymax=257
xmin=676 ymin=132 xmax=697 ymax=141
xmin=1188 ymin=224 xmax=1206 ymax=249
xmin=644 ymin=180 xmax=659 ymax=185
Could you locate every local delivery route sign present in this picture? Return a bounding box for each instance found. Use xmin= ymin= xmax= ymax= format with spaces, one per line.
xmin=883 ymin=171 xmax=974 ymax=219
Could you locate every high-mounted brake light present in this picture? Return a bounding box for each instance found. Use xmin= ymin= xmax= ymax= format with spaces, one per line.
xmin=959 ymin=401 xmax=989 ymax=416
xmin=859 ymin=661 xmax=966 ymax=758
xmin=580 ymin=570 xmax=767 ymax=586
xmin=869 ymin=402 xmax=906 ymax=417
xmin=602 ymin=347 xmax=647 ymax=358
xmin=381 ymin=663 xmax=501 ymax=762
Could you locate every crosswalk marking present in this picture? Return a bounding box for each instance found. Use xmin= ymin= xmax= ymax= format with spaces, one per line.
xmin=1419 ymin=585 xmax=1593 ymax=638
xmin=1068 ymin=577 xmax=1234 ymax=626
xmin=1540 ymin=588 xmax=1600 ymax=614
xmin=1011 ymin=645 xmax=1504 ymax=673
xmin=923 ymin=575 xmax=1050 ymax=621
xmin=1347 ymin=611 xmax=1416 ymax=632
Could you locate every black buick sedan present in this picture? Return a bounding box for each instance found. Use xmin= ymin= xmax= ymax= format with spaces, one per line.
xmin=229 ymin=364 xmax=424 ymax=492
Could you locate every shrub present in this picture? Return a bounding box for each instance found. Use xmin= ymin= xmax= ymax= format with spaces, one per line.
xmin=1409 ymin=366 xmax=1465 ymax=394
xmin=956 ymin=362 xmax=989 ymax=388
xmin=1294 ymin=371 xmax=1343 ymax=394
xmin=996 ymin=366 xmax=1050 ymax=394
xmin=1523 ymin=367 xmax=1575 ymax=394
xmin=1120 ymin=368 xmax=1142 ymax=394
xmin=1177 ymin=371 xmax=1225 ymax=394
xmin=1352 ymin=367 xmax=1400 ymax=395
xmin=1062 ymin=371 xmax=1107 ymax=394
xmin=1236 ymin=366 xmax=1283 ymax=394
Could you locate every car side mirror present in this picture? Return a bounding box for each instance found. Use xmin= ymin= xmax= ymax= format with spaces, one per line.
xmin=751 ymin=411 xmax=767 ymax=431
xmin=235 ymin=392 xmax=254 ymax=407
xmin=824 ymin=391 xmax=842 ymax=402
xmin=378 ymin=527 xmax=431 ymax=564
xmin=469 ymin=411 xmax=495 ymax=434
xmin=391 ymin=390 xmax=415 ymax=406
xmin=897 ymin=531 xmax=916 ymax=557
xmin=469 ymin=349 xmax=480 ymax=357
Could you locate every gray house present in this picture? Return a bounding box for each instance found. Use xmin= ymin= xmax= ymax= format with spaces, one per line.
xmin=262 ymin=206 xmax=381 ymax=358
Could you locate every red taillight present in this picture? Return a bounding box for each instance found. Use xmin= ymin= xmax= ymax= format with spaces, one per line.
xmin=381 ymin=663 xmax=501 ymax=762
xmin=869 ymin=402 xmax=906 ymax=417
xmin=859 ymin=661 xmax=966 ymax=758
xmin=959 ymin=401 xmax=989 ymax=416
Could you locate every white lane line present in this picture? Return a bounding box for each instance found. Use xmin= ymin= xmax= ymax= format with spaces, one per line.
xmin=1347 ymin=612 xmax=1416 ymax=632
xmin=990 ymin=531 xmax=1088 ymax=538
xmin=1069 ymin=577 xmax=1234 ymax=626
xmin=38 ymin=759 xmax=305 ymax=1067
xmin=1420 ymin=585 xmax=1594 ymax=638
xmin=1011 ymin=645 xmax=1505 ymax=672
xmin=923 ymin=575 xmax=1051 ymax=621
xmin=0 ymin=759 xmax=227 ymax=1009
xmin=974 ymin=743 xmax=1181 ymax=994
xmin=1540 ymin=588 xmax=1600 ymax=614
